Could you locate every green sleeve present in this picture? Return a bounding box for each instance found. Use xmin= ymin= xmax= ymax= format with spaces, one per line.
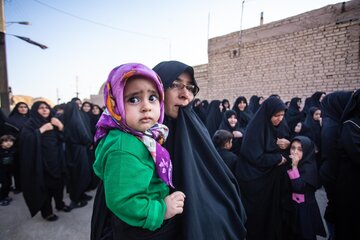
xmin=103 ymin=149 xmax=166 ymax=231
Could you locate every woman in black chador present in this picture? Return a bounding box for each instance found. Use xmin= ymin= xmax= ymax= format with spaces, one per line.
xmin=318 ymin=91 xmax=352 ymax=240
xmin=63 ymin=100 xmax=92 ymax=208
xmin=235 ymin=96 xmax=292 ymax=240
xmin=335 ymin=89 xmax=360 ymax=239
xmin=8 ymin=102 xmax=30 ymax=193
xmin=232 ymin=96 xmax=253 ymax=133
xmin=19 ymin=101 xmax=70 ymax=221
xmin=153 ymin=60 xmax=247 ymax=240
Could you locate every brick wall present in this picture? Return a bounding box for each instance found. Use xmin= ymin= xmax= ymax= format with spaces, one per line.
xmin=193 ymin=0 xmax=360 ymax=104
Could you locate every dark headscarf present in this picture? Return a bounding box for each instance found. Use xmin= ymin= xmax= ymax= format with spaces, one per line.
xmin=219 ymin=110 xmax=240 ymax=132
xmin=248 ymin=95 xmax=261 ymax=114
xmin=291 ymin=136 xmax=320 ymax=188
xmin=303 ymin=91 xmax=325 ymax=116
xmin=232 ymin=96 xmax=253 ymax=131
xmin=303 ymin=106 xmax=321 ymax=148
xmin=205 ymin=99 xmax=223 ymax=137
xmin=319 ymin=91 xmax=352 ymax=184
xmin=218 ymin=109 xmax=242 ymax=154
xmin=154 ymin=61 xmax=247 ymax=240
xmin=8 ymin=102 xmax=30 ymax=129
xmin=152 ymin=60 xmax=199 ymax=93
xmin=285 ymin=97 xmax=304 ymax=132
xmin=192 ymin=98 xmax=207 ymax=124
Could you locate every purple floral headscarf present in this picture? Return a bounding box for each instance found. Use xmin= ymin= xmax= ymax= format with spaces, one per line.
xmin=95 ymin=63 xmax=173 ymax=188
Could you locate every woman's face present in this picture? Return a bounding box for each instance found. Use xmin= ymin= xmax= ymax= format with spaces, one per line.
xmin=164 ymin=72 xmax=195 ymax=119
xmin=271 ymin=110 xmax=285 ymax=126
xmin=228 ymin=115 xmax=238 ymax=127
xmin=92 ymin=106 xmax=101 ymax=115
xmin=313 ymin=110 xmax=321 ymax=121
xmin=82 ymin=103 xmax=91 ymax=112
xmin=37 ymin=103 xmax=50 ymax=118
xmin=17 ymin=104 xmax=29 ymax=115
xmin=237 ymin=101 xmax=247 ymax=111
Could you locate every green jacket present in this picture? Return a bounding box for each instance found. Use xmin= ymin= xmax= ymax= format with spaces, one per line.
xmin=93 ymin=129 xmax=168 ymax=231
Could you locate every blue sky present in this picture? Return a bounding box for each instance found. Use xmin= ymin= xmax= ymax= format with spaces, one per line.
xmin=4 ymin=0 xmax=343 ymax=104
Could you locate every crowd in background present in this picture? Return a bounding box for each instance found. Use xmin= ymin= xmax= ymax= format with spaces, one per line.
xmin=1 ymin=87 xmax=359 ymax=239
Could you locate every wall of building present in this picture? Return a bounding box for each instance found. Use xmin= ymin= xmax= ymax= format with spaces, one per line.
xmin=193 ymin=0 xmax=360 ymax=104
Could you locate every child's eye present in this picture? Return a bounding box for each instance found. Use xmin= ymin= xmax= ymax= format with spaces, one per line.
xmin=149 ymin=94 xmax=159 ymax=102
xmin=128 ymin=97 xmax=140 ymax=104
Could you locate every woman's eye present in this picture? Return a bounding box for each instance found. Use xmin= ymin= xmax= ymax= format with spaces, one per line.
xmin=128 ymin=97 xmax=140 ymax=104
xmin=149 ymin=94 xmax=159 ymax=102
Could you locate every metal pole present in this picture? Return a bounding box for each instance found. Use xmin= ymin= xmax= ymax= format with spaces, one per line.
xmin=0 ymin=0 xmax=10 ymax=115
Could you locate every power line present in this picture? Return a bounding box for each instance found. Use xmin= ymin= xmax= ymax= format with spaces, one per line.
xmin=32 ymin=0 xmax=168 ymax=40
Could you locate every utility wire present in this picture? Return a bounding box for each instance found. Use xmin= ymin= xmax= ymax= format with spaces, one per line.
xmin=32 ymin=0 xmax=168 ymax=40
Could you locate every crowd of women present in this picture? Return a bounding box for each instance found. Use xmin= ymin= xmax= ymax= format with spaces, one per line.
xmin=0 ymin=98 xmax=103 ymax=221
xmin=0 ymin=60 xmax=359 ymax=240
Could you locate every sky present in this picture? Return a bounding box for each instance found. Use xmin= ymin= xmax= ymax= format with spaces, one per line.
xmin=4 ymin=0 xmax=343 ymax=105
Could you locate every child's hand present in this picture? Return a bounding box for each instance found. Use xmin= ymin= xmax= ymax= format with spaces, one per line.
xmin=289 ymin=154 xmax=300 ymax=168
xmin=164 ymin=191 xmax=185 ymax=220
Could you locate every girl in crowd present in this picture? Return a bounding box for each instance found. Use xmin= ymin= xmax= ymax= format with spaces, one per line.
xmin=91 ymin=63 xmax=185 ymax=239
xmin=287 ymin=136 xmax=326 ymax=240
xmin=19 ymin=101 xmax=71 ymax=221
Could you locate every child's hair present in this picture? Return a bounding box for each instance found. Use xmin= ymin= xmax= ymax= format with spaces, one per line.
xmin=212 ymin=130 xmax=233 ymax=148
xmin=0 ymin=135 xmax=15 ymax=144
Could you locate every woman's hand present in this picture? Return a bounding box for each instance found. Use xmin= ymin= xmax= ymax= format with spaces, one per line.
xmin=51 ymin=117 xmax=64 ymax=131
xmin=277 ymin=138 xmax=290 ymax=150
xmin=278 ymin=155 xmax=287 ymax=166
xmin=39 ymin=123 xmax=54 ymax=134
xmin=232 ymin=131 xmax=243 ymax=138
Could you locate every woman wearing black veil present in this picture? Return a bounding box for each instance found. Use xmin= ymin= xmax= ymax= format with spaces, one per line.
xmin=8 ymin=102 xmax=30 ymax=193
xmin=19 ymin=101 xmax=70 ymax=221
xmin=153 ymin=60 xmax=247 ymax=239
xmin=218 ymin=109 xmax=243 ymax=155
xmin=232 ymin=96 xmax=253 ymax=133
xmin=333 ymin=89 xmax=360 ymax=239
xmin=63 ymin=100 xmax=92 ymax=208
xmin=318 ymin=91 xmax=352 ymax=240
xmin=235 ymin=96 xmax=292 ymax=240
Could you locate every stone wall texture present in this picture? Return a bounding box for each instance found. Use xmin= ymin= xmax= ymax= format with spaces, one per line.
xmin=193 ymin=0 xmax=360 ymax=104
